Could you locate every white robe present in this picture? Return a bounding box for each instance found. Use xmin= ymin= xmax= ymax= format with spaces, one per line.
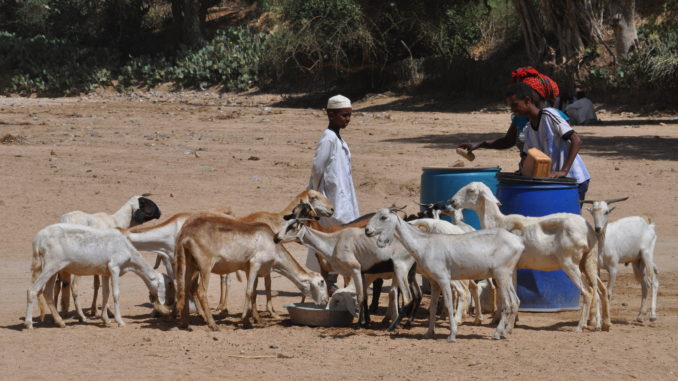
xmin=566 ymin=97 xmax=597 ymax=125
xmin=306 ymin=128 xmax=360 ymax=271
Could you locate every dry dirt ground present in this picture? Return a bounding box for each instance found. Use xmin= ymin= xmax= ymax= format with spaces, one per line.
xmin=1 ymin=90 xmax=677 ymax=380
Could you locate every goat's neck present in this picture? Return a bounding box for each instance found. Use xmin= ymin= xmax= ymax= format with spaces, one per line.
xmin=272 ymin=245 xmax=311 ymax=289
xmin=393 ymin=217 xmax=428 ymax=262
xmin=595 ymin=225 xmax=607 ymax=254
xmin=123 ymin=254 xmax=159 ymax=295
xmin=299 ymin=226 xmax=338 ymax=262
xmin=127 ymin=221 xmax=181 ymax=253
xmin=475 ymin=198 xmax=506 ymax=229
xmin=112 ymin=199 xmax=136 ymax=228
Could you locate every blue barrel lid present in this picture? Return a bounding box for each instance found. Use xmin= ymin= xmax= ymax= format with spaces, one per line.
xmin=497 ymin=172 xmax=577 ymax=185
xmin=422 ymin=166 xmax=500 ymax=174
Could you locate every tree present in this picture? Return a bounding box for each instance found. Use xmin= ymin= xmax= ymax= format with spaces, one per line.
xmin=171 ymin=0 xmax=220 ymax=47
xmin=609 ymin=0 xmax=638 ymax=57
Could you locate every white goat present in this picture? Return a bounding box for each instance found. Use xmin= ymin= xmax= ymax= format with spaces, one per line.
xmin=57 ymin=195 xmax=161 ymax=319
xmin=408 ymin=218 xmax=485 ymax=325
xmin=328 ymin=275 xmax=399 ymax=322
xmin=450 ymin=182 xmax=610 ymax=331
xmin=365 ymin=208 xmax=524 ymax=342
xmin=274 ymin=220 xmax=416 ymax=329
xmin=581 ymin=197 xmax=659 ymax=322
xmin=25 ymin=223 xmax=170 ymax=329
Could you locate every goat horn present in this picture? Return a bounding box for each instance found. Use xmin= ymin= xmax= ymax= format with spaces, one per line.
xmin=605 ymin=196 xmax=629 ymax=204
xmin=141 ymin=193 xmax=152 ymax=197
xmin=578 ymin=200 xmax=595 ymax=204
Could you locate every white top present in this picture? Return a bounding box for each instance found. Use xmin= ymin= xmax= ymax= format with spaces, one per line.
xmin=522 ymin=108 xmax=591 ymax=184
xmin=308 ymin=129 xmax=360 ymax=225
xmin=566 ymin=97 xmax=597 ymax=125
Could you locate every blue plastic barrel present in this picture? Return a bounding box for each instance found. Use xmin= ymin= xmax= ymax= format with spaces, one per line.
xmin=420 ymin=167 xmax=500 ymax=229
xmin=495 ymin=172 xmax=581 ymax=311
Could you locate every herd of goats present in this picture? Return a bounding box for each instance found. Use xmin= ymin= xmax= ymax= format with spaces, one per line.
xmin=24 ymin=183 xmax=659 ymax=343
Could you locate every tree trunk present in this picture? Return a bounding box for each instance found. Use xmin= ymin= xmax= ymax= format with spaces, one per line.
xmin=511 ymin=0 xmax=547 ymax=64
xmin=182 ymin=0 xmax=203 ymax=46
xmin=609 ymin=0 xmax=637 ymax=57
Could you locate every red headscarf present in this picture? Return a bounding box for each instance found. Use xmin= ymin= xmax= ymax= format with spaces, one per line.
xmin=510 ymin=67 xmax=560 ymax=102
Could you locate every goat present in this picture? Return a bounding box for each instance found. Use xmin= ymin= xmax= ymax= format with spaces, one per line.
xmin=581 ymin=197 xmax=659 ymax=322
xmin=175 ymin=213 xmax=328 ymax=331
xmin=450 ymin=182 xmax=610 ymax=331
xmin=25 ymin=223 xmax=170 ymax=329
xmin=56 ymin=195 xmax=161 ymax=320
xmin=299 ymin=210 xmax=421 ymax=327
xmin=232 ymin=189 xmax=334 ymax=316
xmin=365 ymin=208 xmax=524 ymax=342
xmin=274 ymin=219 xmax=416 ymax=329
xmin=126 ymin=189 xmax=332 ymax=317
xmin=408 ymin=218 xmax=486 ymax=325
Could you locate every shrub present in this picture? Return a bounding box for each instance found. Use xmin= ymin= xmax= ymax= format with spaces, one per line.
xmin=0 ymin=32 xmax=116 ymax=95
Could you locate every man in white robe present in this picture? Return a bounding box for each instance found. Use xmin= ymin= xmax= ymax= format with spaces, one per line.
xmin=566 ymin=91 xmax=598 ymax=125
xmin=306 ymin=95 xmax=360 ymax=287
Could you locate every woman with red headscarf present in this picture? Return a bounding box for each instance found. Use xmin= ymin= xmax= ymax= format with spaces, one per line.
xmin=459 ymin=67 xmax=568 ymax=154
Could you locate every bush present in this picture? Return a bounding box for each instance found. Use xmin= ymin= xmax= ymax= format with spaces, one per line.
xmin=582 ymin=19 xmax=678 ymax=103
xmin=0 ymin=32 xmax=117 ymax=95
xmin=119 ymin=27 xmax=267 ymax=90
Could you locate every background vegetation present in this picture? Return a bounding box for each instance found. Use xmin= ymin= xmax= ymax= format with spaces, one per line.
xmin=0 ymin=0 xmax=675 ymax=108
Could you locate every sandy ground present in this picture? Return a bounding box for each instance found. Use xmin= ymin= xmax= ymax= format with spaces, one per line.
xmin=1 ymin=90 xmax=677 ymax=380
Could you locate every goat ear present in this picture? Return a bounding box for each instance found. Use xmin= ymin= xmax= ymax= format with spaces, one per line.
xmin=605 ymin=196 xmax=629 ymax=204
xmin=481 ymin=187 xmax=501 ymax=205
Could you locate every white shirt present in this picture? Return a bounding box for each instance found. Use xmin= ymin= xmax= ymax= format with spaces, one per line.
xmin=309 ymin=128 xmax=360 ymax=225
xmin=566 ymin=97 xmax=597 ymax=125
xmin=522 ymin=108 xmax=591 ymax=184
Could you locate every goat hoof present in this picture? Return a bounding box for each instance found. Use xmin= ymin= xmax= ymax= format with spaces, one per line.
xmin=403 ymin=321 xmax=412 ymax=329
xmin=602 ymin=324 xmax=611 ymax=332
xmin=447 ymin=336 xmax=456 ymax=343
xmin=472 ymin=319 xmax=483 ymax=326
xmin=635 ymin=316 xmax=644 ymax=323
xmin=650 ymin=317 xmax=657 ymax=323
xmin=209 ymin=325 xmax=220 ymax=332
xmin=424 ymin=330 xmax=434 ymax=339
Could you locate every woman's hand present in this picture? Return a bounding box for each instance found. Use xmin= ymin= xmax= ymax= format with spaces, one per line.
xmin=548 ymin=170 xmax=568 ymax=178
xmin=458 ymin=142 xmax=482 ymax=151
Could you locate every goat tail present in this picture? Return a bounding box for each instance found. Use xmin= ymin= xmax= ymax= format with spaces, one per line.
xmin=639 ymin=214 xmax=653 ymax=225
xmin=507 ymin=221 xmax=526 ymax=235
xmin=30 ymin=240 xmax=43 ymax=283
xmin=174 ymin=237 xmax=188 ymax=319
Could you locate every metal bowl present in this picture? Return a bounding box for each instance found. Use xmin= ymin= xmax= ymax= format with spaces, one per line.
xmin=284 ymin=303 xmax=354 ymax=327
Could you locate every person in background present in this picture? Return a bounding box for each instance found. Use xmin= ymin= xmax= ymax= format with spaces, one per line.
xmin=459 ymin=67 xmax=567 ymax=155
xmin=506 ymin=82 xmax=591 ymax=200
xmin=306 ymin=94 xmax=360 ymax=293
xmin=566 ymin=91 xmax=599 ymax=125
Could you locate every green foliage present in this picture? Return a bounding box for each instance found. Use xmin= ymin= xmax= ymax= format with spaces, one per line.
xmin=120 ymin=27 xmax=268 ymax=91
xmin=0 ymin=31 xmax=116 ymax=95
xmin=0 ymin=27 xmax=266 ymax=95
xmin=260 ymin=0 xmax=378 ymax=85
xmin=583 ymin=19 xmax=678 ymax=97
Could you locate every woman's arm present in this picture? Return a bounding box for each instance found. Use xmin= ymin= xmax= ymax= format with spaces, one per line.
xmin=549 ymin=131 xmax=582 ymax=178
xmin=459 ymin=123 xmax=518 ymax=151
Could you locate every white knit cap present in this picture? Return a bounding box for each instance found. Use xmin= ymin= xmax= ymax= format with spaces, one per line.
xmin=327 ymin=94 xmax=351 ymax=110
